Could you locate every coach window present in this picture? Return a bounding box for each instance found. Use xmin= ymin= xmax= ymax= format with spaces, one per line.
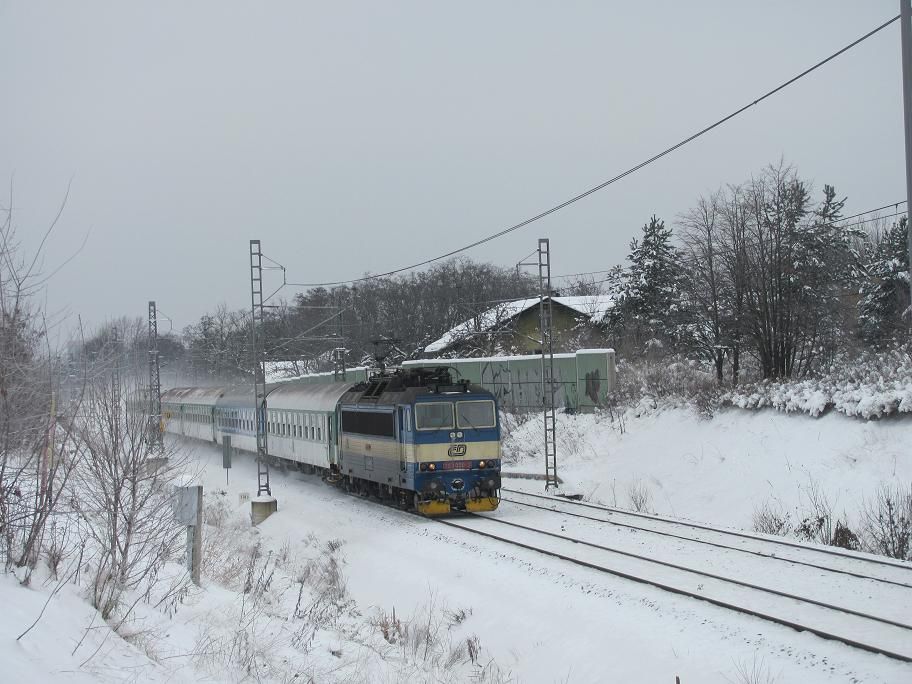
xmin=415 ymin=402 xmax=454 ymax=430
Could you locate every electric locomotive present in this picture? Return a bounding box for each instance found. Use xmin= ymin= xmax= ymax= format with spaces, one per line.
xmin=337 ymin=367 xmax=501 ymax=515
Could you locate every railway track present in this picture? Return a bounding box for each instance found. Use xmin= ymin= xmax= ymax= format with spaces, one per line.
xmin=501 ymin=487 xmax=912 ymax=588
xmin=434 ymin=490 xmax=912 ymax=663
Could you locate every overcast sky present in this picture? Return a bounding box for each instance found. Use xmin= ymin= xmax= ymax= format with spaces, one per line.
xmin=1 ymin=1 xmax=906 ymax=335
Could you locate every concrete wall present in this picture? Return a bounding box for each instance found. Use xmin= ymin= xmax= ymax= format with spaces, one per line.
xmin=403 ymin=348 xmax=615 ymax=412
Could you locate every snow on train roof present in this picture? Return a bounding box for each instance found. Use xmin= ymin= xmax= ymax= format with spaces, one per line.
xmin=266 ymin=381 xmax=354 ymax=412
xmin=161 ymin=386 xmax=227 ymax=406
xmin=216 ymin=386 xmax=256 ymax=409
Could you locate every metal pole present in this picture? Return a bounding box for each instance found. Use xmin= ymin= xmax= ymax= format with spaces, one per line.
xmin=148 ymin=301 xmax=164 ymax=455
xmin=537 ymin=238 xmax=558 ymax=489
xmin=250 ymin=240 xmax=271 ymax=497
xmin=902 ymin=0 xmax=912 ymax=327
xmin=111 ymin=325 xmax=121 ymax=453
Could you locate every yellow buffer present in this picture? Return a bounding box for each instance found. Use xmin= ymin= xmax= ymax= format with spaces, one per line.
xmin=465 ymin=497 xmax=500 ymax=513
xmin=416 ymin=500 xmax=451 ymax=516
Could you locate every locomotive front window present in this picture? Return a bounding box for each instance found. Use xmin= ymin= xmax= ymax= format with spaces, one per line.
xmin=456 ymin=400 xmax=496 ymax=429
xmin=415 ymin=402 xmax=454 ymax=430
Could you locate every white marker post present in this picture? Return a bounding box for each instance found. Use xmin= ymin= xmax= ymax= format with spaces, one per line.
xmin=174 ymin=485 xmax=202 ymax=585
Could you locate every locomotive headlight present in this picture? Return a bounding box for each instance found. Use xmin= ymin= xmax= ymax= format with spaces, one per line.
xmin=428 ymin=463 xmax=436 ymax=471
xmin=478 ymin=460 xmax=486 ymax=469
xmin=420 ymin=463 xmax=427 ymax=472
xmin=456 ymin=431 xmax=463 ymax=439
xmin=449 ymin=432 xmax=456 ymax=440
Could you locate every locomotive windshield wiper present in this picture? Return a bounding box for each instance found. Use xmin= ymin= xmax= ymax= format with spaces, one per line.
xmin=457 ymin=409 xmax=480 ymax=432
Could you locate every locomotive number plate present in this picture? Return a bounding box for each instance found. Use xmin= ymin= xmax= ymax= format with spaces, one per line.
xmin=442 ymin=460 xmax=470 ymax=470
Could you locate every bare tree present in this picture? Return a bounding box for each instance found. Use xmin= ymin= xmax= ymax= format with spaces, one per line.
xmin=679 ymin=191 xmax=728 ymax=383
xmin=71 ymin=370 xmax=189 ymax=620
xmin=1 ymin=185 xmax=87 ymax=574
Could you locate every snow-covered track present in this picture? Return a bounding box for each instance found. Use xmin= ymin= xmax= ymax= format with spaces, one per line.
xmin=501 ymin=487 xmax=912 ymax=587
xmin=435 ymin=511 xmax=912 ymax=663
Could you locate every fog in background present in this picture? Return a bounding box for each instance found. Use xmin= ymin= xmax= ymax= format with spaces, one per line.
xmin=0 ymin=1 xmax=905 ymax=333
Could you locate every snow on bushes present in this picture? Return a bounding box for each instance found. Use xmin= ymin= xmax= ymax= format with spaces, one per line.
xmin=723 ymin=343 xmax=912 ymax=418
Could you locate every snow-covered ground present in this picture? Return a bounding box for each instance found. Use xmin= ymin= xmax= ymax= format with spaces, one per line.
xmin=2 ymin=406 xmax=910 ymax=682
xmin=503 ymin=406 xmax=912 ymax=532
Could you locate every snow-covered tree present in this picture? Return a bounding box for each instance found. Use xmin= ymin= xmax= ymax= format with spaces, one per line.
xmin=790 ymin=183 xmax=857 ymax=368
xmin=613 ymin=216 xmax=685 ymax=352
xmin=859 ymin=217 xmax=910 ymax=346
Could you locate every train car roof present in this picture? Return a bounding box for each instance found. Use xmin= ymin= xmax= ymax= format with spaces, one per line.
xmin=161 ymin=386 xmax=227 ymax=407
xmin=341 ymin=383 xmax=493 ymax=407
xmin=266 ymin=381 xmax=354 ymax=413
xmin=215 ymin=385 xmax=257 ymax=410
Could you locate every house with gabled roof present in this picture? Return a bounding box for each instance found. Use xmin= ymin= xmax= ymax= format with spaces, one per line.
xmin=424 ymin=295 xmax=615 ymax=357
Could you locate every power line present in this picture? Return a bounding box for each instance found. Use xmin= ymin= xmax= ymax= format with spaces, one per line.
xmin=543 ymin=204 xmax=905 ymax=283
xmin=839 ymin=210 xmax=907 ymax=229
xmin=835 ymin=200 xmax=905 ymax=224
xmin=288 ymin=14 xmax=900 ymax=289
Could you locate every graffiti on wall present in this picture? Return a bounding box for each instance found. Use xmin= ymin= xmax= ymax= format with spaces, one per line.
xmin=584 ymin=369 xmax=602 ymax=407
xmin=479 ymin=360 xmax=576 ymax=411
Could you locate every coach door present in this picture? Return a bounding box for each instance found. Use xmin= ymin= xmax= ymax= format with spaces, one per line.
xmin=397 ymin=407 xmax=407 ymax=474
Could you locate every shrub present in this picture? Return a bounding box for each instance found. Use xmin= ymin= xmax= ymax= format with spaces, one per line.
xmin=860 ymin=484 xmax=912 ymax=560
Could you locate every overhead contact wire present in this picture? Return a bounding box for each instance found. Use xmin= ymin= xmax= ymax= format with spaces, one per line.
xmin=294 ymin=15 xmax=900 ymax=288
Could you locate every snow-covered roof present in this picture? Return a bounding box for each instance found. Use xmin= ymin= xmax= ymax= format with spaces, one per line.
xmin=424 ymin=295 xmax=615 ymax=353
xmin=265 ymin=364 xmax=370 ymax=384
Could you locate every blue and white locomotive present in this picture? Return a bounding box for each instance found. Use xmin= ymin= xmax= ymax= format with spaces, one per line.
xmin=161 ymin=366 xmax=501 ymax=515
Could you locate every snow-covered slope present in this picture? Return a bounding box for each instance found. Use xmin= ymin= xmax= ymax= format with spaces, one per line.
xmin=503 ymin=406 xmax=911 ymax=531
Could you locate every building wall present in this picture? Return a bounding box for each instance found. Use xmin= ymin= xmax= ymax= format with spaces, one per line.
xmin=510 ymin=304 xmax=584 ymax=354
xmin=404 ymin=348 xmax=616 ymax=413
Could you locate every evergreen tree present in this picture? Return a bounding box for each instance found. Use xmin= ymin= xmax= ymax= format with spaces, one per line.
xmin=615 ymin=216 xmax=684 ymax=351
xmin=792 ymin=184 xmax=856 ymax=368
xmin=859 ymin=217 xmax=910 ymax=346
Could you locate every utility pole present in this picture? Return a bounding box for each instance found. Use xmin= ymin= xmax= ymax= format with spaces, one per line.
xmin=333 ymin=288 xmax=346 ymax=381
xmin=249 ymin=240 xmax=276 ymax=523
xmin=111 ymin=325 xmax=122 ymax=453
xmin=902 ymin=0 xmax=912 ymax=326
xmin=537 ymin=238 xmax=559 ymax=490
xmin=148 ymin=301 xmax=164 ymax=456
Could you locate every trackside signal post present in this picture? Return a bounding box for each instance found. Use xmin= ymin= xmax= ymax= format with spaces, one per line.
xmin=249 ymin=240 xmax=277 ymax=524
